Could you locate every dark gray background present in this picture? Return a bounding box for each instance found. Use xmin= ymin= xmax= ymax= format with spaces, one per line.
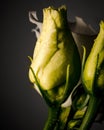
xmin=1 ymin=0 xmax=104 ymax=130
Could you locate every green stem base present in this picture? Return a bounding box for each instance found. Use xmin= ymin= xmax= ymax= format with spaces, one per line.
xmin=43 ymin=106 xmax=61 ymax=130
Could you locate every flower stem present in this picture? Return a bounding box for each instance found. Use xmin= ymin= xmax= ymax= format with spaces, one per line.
xmin=79 ymin=96 xmax=101 ymax=130
xmin=43 ymin=106 xmax=61 ymax=130
xmin=55 ymin=106 xmax=71 ymax=130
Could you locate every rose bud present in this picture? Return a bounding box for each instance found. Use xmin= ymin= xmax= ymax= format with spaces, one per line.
xmin=29 ymin=6 xmax=81 ymax=104
xmin=82 ymin=21 xmax=104 ymax=96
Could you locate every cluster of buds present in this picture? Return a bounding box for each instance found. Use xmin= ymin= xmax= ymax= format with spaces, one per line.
xmin=28 ymin=5 xmax=104 ymax=130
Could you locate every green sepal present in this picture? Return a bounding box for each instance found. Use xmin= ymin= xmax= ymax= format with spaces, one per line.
xmin=81 ymin=45 xmax=86 ymax=72
xmin=29 ymin=66 xmax=56 ymax=107
xmin=57 ymin=64 xmax=71 ymax=104
xmin=28 ymin=56 xmax=33 ymax=62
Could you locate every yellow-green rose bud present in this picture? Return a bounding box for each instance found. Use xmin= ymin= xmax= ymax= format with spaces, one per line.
xmin=29 ymin=6 xmax=81 ymax=91
xmin=82 ymin=21 xmax=104 ymax=95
